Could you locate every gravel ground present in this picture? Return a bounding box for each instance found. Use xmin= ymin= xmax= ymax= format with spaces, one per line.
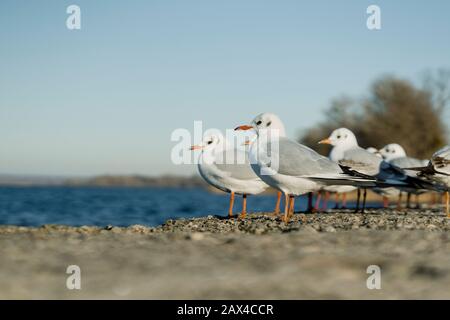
xmin=0 ymin=208 xmax=449 ymax=299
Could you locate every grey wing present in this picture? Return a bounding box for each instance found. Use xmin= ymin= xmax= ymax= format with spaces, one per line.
xmin=339 ymin=147 xmax=383 ymax=175
xmin=432 ymin=146 xmax=450 ymax=175
xmin=214 ymin=149 xmax=260 ymax=180
xmin=273 ymin=138 xmax=341 ymax=176
xmin=390 ymin=157 xmax=424 ymax=169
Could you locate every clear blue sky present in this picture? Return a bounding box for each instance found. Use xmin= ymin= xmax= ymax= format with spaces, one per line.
xmin=1 ymin=0 xmax=449 ymax=176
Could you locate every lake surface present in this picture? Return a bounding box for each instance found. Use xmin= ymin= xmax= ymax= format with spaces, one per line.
xmin=0 ymin=187 xmax=359 ymax=227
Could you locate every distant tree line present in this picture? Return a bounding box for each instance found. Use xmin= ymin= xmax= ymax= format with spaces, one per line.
xmin=299 ymin=69 xmax=450 ymax=159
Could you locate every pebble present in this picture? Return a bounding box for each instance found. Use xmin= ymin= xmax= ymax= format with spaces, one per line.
xmin=0 ymin=209 xmax=448 ymax=236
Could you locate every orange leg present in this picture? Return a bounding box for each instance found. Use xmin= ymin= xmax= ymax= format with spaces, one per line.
xmin=313 ymin=192 xmax=321 ymax=213
xmin=342 ymin=193 xmax=347 ymax=209
xmin=289 ymin=196 xmax=295 ymax=219
xmin=282 ymin=193 xmax=290 ymax=223
xmin=383 ymin=196 xmax=389 ymax=208
xmin=228 ymin=191 xmax=235 ymax=218
xmin=239 ymin=194 xmax=247 ymax=219
xmin=273 ymin=191 xmax=282 ymax=215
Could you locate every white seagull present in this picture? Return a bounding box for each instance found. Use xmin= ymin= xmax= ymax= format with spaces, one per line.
xmin=407 ymin=145 xmax=450 ymax=217
xmin=379 ymin=143 xmax=429 ymax=208
xmin=235 ymin=113 xmax=377 ymax=222
xmin=365 ymin=145 xmax=400 ymax=207
xmin=190 ymin=132 xmax=269 ymax=218
xmin=318 ymin=128 xmax=435 ymax=212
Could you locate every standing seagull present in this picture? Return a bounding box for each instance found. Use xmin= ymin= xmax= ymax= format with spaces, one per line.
xmin=379 ymin=143 xmax=428 ymax=208
xmin=235 ymin=113 xmax=377 ymax=222
xmin=319 ymin=128 xmax=434 ymax=212
xmin=366 ymin=146 xmax=400 ymax=208
xmin=407 ymin=145 xmax=450 ymax=217
xmin=190 ymin=132 xmax=269 ymax=218
xmin=319 ymin=135 xmax=362 ymax=210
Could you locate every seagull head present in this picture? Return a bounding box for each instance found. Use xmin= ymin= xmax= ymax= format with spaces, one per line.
xmin=190 ymin=131 xmax=226 ymax=152
xmin=379 ymin=143 xmax=406 ymax=161
xmin=234 ymin=112 xmax=286 ymax=137
xmin=319 ymin=128 xmax=358 ymax=149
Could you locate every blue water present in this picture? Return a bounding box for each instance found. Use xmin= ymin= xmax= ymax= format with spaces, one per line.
xmin=0 ymin=187 xmax=320 ymax=227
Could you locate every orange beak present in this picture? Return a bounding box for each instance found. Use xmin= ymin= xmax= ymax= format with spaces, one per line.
xmin=234 ymin=125 xmax=253 ymax=131
xmin=318 ymin=138 xmax=332 ymax=145
xmin=189 ymin=145 xmax=203 ymax=151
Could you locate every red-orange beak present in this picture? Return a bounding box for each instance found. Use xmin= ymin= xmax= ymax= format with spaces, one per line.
xmin=318 ymin=138 xmax=332 ymax=145
xmin=234 ymin=125 xmax=253 ymax=131
xmin=189 ymin=145 xmax=203 ymax=151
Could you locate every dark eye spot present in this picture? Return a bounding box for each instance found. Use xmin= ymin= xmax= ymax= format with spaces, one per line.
xmin=207 ymin=140 xmax=213 ymax=145
xmin=337 ymin=135 xmax=341 ymax=139
xmin=266 ymin=121 xmax=272 ymax=127
xmin=256 ymin=120 xmax=262 ymax=125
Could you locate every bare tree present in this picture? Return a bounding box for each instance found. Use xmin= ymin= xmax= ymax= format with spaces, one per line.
xmin=421 ymin=68 xmax=450 ymax=114
xmin=299 ymin=74 xmax=449 ymax=159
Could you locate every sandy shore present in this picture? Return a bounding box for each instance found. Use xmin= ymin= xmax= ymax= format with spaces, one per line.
xmin=0 ymin=207 xmax=449 ymax=299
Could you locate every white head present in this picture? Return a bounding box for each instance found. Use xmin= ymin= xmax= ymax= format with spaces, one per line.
xmin=319 ymin=128 xmax=358 ymax=150
xmin=189 ymin=131 xmax=227 ymax=153
xmin=379 ymin=143 xmax=407 ymax=161
xmin=235 ymin=112 xmax=286 ymax=137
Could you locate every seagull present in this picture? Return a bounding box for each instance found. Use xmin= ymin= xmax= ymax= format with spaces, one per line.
xmin=235 ymin=113 xmax=377 ymax=222
xmin=318 ymin=128 xmax=436 ymax=212
xmin=365 ymin=145 xmax=400 ymax=208
xmin=317 ymin=135 xmax=372 ymax=211
xmin=406 ymin=145 xmax=450 ymax=217
xmin=379 ymin=143 xmax=429 ymax=208
xmin=190 ymin=132 xmax=269 ymax=218
xmin=379 ymin=143 xmax=426 ymax=170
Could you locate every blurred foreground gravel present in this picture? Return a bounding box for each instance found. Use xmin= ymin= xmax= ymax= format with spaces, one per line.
xmin=0 ymin=208 xmax=449 ymax=299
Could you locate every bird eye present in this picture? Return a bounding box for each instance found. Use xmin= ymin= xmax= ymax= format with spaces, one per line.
xmin=256 ymin=120 xmax=262 ymax=125
xmin=207 ymin=140 xmax=213 ymax=145
xmin=266 ymin=121 xmax=272 ymax=127
xmin=337 ymin=135 xmax=341 ymax=139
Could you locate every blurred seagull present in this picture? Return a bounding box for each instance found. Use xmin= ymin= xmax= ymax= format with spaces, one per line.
xmin=366 ymin=145 xmax=400 ymax=208
xmin=379 ymin=143 xmax=429 ymax=208
xmin=235 ymin=113 xmax=377 ymax=222
xmin=319 ymin=128 xmax=436 ymax=212
xmin=406 ymin=145 xmax=450 ymax=217
xmin=190 ymin=132 xmax=269 ymax=218
xmin=318 ymin=138 xmax=365 ymax=211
